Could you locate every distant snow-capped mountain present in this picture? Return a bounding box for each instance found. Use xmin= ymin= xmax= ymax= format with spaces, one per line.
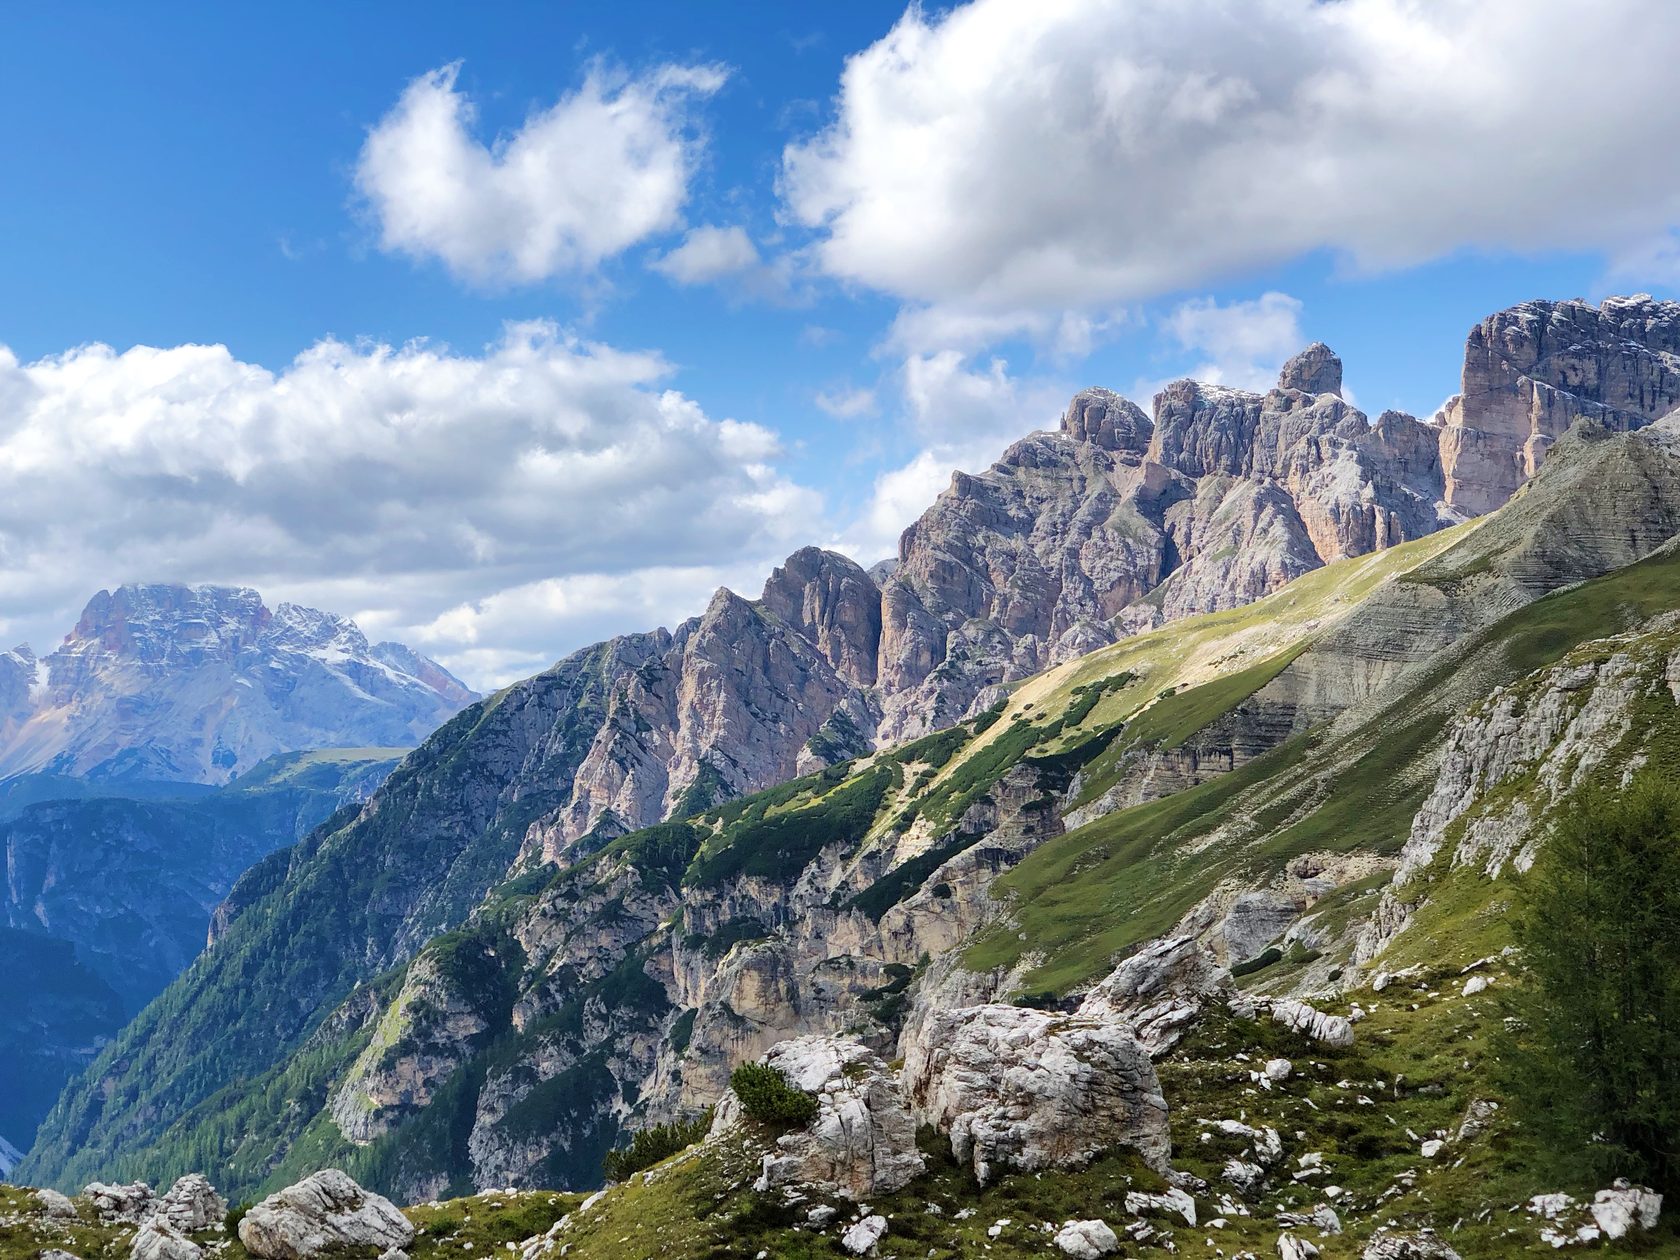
xmin=0 ymin=583 xmax=477 ymax=784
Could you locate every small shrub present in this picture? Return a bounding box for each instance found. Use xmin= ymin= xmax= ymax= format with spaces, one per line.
xmin=1230 ymin=946 xmax=1283 ymax=977
xmin=730 ymin=1062 xmax=818 ymax=1128
xmin=225 ymin=1202 xmax=254 ymax=1235
xmin=601 ymin=1108 xmax=714 ymax=1182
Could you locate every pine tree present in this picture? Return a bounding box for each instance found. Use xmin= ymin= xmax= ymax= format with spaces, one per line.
xmin=1508 ymin=773 xmax=1680 ymax=1190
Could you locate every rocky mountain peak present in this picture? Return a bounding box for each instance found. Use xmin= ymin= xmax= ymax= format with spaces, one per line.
xmin=1437 ymin=293 xmax=1680 ymax=514
xmin=70 ymin=583 xmax=271 ymax=661
xmin=1277 ymin=342 xmax=1342 ymax=396
xmin=0 ymin=584 xmax=477 ymax=784
xmin=758 ymin=547 xmax=882 ymax=687
xmin=1060 ymin=386 xmax=1153 ymax=454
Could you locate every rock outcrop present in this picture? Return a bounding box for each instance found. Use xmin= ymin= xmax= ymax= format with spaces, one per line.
xmin=0 ymin=584 xmax=475 ymax=785
xmin=132 ymin=1218 xmax=203 ymax=1260
xmin=238 ymin=1170 xmax=413 ymax=1260
xmin=715 ymin=1038 xmax=924 ymax=1200
xmin=1077 ymin=934 xmax=1235 ymax=1056
xmin=901 ymin=1004 xmax=1170 ymax=1183
xmin=86 ymin=1182 xmax=158 ymax=1224
xmin=156 ymin=1175 xmax=227 ymax=1232
xmin=1437 ymin=295 xmax=1680 ymax=514
xmin=1054 ymin=1219 xmax=1121 ymax=1258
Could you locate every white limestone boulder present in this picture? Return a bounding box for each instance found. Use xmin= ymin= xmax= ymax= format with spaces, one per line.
xmin=237 ymin=1170 xmax=414 ymax=1260
xmin=724 ymin=1036 xmax=924 ymax=1200
xmin=902 ymin=1003 xmax=1169 ymax=1184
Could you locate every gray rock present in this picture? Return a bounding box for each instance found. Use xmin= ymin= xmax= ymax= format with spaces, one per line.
xmin=1438 ymin=295 xmax=1680 ymax=514
xmin=1125 ymin=1187 xmax=1197 ymax=1226
xmin=1278 ymin=344 xmax=1343 ymax=397
xmin=85 ymin=1182 xmax=156 ymax=1224
xmin=33 ymin=1188 xmax=78 ymax=1219
xmin=1455 ymin=1099 xmax=1499 ymax=1143
xmin=840 ymin=1214 xmax=887 ymax=1254
xmin=1222 ymin=1159 xmax=1267 ymax=1195
xmin=1061 ymin=388 xmax=1153 ymax=453
xmin=1077 ymin=934 xmax=1234 ymax=1055
xmin=237 ymin=1170 xmax=413 ymax=1260
xmin=1220 ymin=892 xmax=1300 ymax=963
xmin=157 ymin=1174 xmax=226 ymax=1232
xmin=720 ymin=1037 xmax=924 ymax=1200
xmin=132 ymin=1218 xmax=203 ymax=1260
xmin=1254 ymin=999 xmax=1355 ymax=1048
xmin=1590 ymin=1181 xmax=1662 ymax=1240
xmin=902 ymin=1004 xmax=1169 ymax=1184
xmin=1054 ymin=1218 xmax=1120 ymax=1258
xmin=1361 ymin=1231 xmax=1464 ymax=1259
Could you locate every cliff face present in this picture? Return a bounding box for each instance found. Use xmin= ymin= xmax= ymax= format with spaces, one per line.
xmin=1437 ymin=294 xmax=1680 ymax=514
xmin=0 ymin=584 xmax=477 ymax=785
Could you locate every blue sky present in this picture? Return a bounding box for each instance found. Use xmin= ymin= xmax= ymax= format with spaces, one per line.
xmin=1 ymin=1 xmax=1677 ymax=686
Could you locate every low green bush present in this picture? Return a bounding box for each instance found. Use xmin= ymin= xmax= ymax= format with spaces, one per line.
xmin=729 ymin=1062 xmax=818 ymax=1128
xmin=601 ymin=1109 xmax=714 ymax=1182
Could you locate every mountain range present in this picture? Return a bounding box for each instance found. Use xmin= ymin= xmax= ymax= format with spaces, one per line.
xmin=11 ymin=295 xmax=1680 ymax=1257
xmin=0 ymin=583 xmax=476 ymax=785
xmin=0 ymin=590 xmax=478 ymax=1168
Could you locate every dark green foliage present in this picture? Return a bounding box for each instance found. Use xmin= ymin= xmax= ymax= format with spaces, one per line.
xmin=688 ymin=917 xmax=770 ymax=958
xmin=803 ymin=707 xmax=871 ymax=767
xmin=669 ymin=762 xmax=730 ymax=819
xmin=1505 ymin=773 xmax=1680 ymax=1192
xmin=604 ymin=821 xmax=702 ymax=885
xmin=686 ymin=764 xmax=894 ymax=887
xmin=728 ymin=1062 xmax=818 ymax=1128
xmin=1122 ymin=646 xmax=1302 ymax=751
xmin=844 ymin=831 xmax=985 ymax=922
xmin=1229 ymin=946 xmax=1283 ymax=977
xmin=667 ymin=1008 xmax=697 ymax=1055
xmin=1062 ymin=671 xmax=1136 ymax=728
xmin=602 ymin=1109 xmax=714 ymax=1182
xmin=971 ymin=699 xmax=1007 ymax=732
xmin=884 ymin=724 xmax=970 ymax=771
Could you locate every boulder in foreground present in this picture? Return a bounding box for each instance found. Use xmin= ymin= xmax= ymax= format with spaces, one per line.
xmin=237 ymin=1170 xmax=413 ymax=1260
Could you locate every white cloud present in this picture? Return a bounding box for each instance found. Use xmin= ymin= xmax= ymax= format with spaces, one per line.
xmin=1161 ymin=291 xmax=1305 ymax=391
xmin=785 ymin=0 xmax=1680 ymax=331
xmin=0 ymin=327 xmax=821 ymax=688
xmin=838 ymin=350 xmax=1070 ymax=562
xmin=814 ymin=385 xmax=877 ymax=419
xmin=357 ymin=61 xmax=727 ymax=285
xmin=650 ymin=224 xmax=762 ymax=284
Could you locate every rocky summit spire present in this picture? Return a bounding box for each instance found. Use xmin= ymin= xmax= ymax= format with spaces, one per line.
xmin=1277 ymin=342 xmax=1342 ymax=397
xmin=1060 ymin=386 xmax=1153 ymax=453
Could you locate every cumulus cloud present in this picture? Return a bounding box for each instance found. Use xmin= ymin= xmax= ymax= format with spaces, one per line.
xmin=814 ymin=385 xmax=877 ymax=419
xmin=357 ymin=61 xmax=726 ymax=284
xmin=1160 ymin=291 xmax=1305 ymax=391
xmin=650 ymin=225 xmax=762 ymax=284
xmin=785 ymin=0 xmax=1680 ymax=330
xmin=0 ymin=327 xmax=821 ymax=687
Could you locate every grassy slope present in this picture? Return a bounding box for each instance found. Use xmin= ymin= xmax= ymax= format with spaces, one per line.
xmin=966 ymin=539 xmax=1680 ymax=996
